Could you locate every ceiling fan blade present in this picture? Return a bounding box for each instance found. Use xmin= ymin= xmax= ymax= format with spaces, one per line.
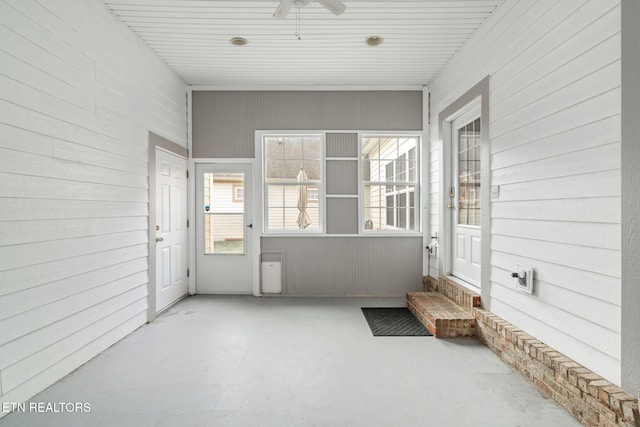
xmin=315 ymin=0 xmax=346 ymax=16
xmin=273 ymin=0 xmax=296 ymax=18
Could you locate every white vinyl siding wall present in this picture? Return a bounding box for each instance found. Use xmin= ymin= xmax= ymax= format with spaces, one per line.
xmin=0 ymin=0 xmax=186 ymax=411
xmin=428 ymin=0 xmax=621 ymax=383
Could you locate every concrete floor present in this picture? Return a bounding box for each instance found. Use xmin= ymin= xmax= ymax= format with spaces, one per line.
xmin=1 ymin=296 xmax=580 ymax=427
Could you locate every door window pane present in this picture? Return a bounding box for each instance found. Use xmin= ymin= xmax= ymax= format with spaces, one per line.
xmin=203 ymin=172 xmax=245 ymax=254
xmin=458 ymin=118 xmax=481 ymax=226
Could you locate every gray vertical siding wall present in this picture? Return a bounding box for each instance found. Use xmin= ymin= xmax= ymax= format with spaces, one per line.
xmin=261 ymin=237 xmax=423 ymax=296
xmin=192 ymin=91 xmax=422 ymax=158
xmin=326 ymin=160 xmax=358 ymax=195
xmin=192 ymin=90 xmax=423 ymax=296
xmin=326 ymin=133 xmax=359 ymax=157
xmin=326 ymin=198 xmax=359 ymax=235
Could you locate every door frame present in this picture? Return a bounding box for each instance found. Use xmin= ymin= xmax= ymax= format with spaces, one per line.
xmin=148 ymin=132 xmax=189 ymax=322
xmin=450 ymin=104 xmax=482 ymax=289
xmin=437 ymin=76 xmax=492 ymax=309
xmin=188 ymin=158 xmax=258 ymax=296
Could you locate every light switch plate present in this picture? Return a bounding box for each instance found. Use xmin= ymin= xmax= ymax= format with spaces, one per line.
xmin=491 ymin=185 xmax=500 ymax=199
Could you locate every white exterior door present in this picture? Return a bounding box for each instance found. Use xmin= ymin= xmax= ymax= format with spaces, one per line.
xmin=155 ymin=148 xmax=188 ymax=312
xmin=450 ymin=107 xmax=482 ymax=288
xmin=195 ymin=163 xmax=253 ymax=294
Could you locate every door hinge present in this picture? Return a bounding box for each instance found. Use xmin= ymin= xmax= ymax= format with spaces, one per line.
xmin=187 ymin=269 xmax=190 ymax=277
xmin=187 ymin=219 xmax=189 ymax=228
xmin=186 ymin=170 xmax=189 ymax=179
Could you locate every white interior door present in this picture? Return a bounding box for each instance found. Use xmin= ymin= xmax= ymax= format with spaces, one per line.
xmin=450 ymin=107 xmax=482 ymax=288
xmin=195 ymin=163 xmax=253 ymax=294
xmin=155 ymin=148 xmax=188 ymax=312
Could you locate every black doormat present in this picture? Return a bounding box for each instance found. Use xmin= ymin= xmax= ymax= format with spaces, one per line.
xmin=361 ymin=307 xmax=432 ymax=336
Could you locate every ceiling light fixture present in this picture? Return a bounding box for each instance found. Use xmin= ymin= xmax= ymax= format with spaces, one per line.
xmin=230 ymin=37 xmax=248 ymax=46
xmin=365 ymin=36 xmax=383 ymax=46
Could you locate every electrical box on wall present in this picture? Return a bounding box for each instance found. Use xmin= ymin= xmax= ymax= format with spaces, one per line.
xmin=512 ymin=264 xmax=534 ymax=294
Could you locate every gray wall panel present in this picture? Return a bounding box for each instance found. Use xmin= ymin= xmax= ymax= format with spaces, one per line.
xmin=318 ymin=92 xmax=364 ymax=130
xmin=192 ymin=91 xmax=422 ymax=158
xmin=326 ymin=133 xmax=358 ymax=157
xmin=261 ymin=252 xmax=283 ymax=263
xmin=194 ymin=90 xmax=423 ymax=297
xmin=261 ymin=237 xmax=422 ymax=296
xmin=326 ymin=160 xmax=358 ymax=195
xmin=192 ymin=91 xmax=251 ymax=158
xmin=327 ymin=198 xmax=358 ymax=234
xmin=361 ymin=91 xmax=423 ymax=130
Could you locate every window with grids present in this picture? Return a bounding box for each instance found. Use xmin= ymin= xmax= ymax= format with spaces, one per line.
xmin=458 ymin=118 xmax=481 ymax=226
xmin=362 ymin=136 xmax=419 ymax=232
xmin=233 ymin=185 xmax=244 ymax=202
xmin=263 ymin=134 xmax=322 ymax=232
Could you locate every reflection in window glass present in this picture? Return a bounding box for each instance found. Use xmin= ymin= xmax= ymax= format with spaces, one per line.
xmin=308 ymin=187 xmax=319 ymax=201
xmin=386 ymin=195 xmax=394 ymax=227
xmin=408 ymin=147 xmax=416 ymax=181
xmin=396 ymin=153 xmax=407 ymax=182
xmin=234 ymin=185 xmax=244 ymax=201
xmin=263 ymin=135 xmax=322 ymax=232
xmin=361 ymin=136 xmax=419 ymax=231
xmin=458 ymin=118 xmax=481 ymax=226
xmin=203 ymin=172 xmax=245 ymax=254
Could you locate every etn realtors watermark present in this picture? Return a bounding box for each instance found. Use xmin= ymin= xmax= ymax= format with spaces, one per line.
xmin=2 ymin=402 xmax=91 ymax=414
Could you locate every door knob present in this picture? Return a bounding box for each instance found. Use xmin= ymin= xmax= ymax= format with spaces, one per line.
xmin=156 ymin=237 xmax=164 ymax=242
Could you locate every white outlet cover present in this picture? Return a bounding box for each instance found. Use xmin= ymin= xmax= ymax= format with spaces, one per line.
xmin=517 ymin=264 xmax=534 ymax=294
xmin=490 ymin=185 xmax=500 ymax=199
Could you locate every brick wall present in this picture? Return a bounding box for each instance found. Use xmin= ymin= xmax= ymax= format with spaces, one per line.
xmin=424 ymin=276 xmax=640 ymax=427
xmin=425 ymin=276 xmax=481 ymax=310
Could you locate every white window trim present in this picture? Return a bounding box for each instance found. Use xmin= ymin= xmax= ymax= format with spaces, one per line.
xmin=359 ymin=133 xmax=421 ymax=235
xmin=254 ymin=130 xmax=421 ymax=238
xmin=257 ymin=131 xmax=326 ymax=235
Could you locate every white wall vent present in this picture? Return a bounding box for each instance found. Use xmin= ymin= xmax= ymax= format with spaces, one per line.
xmin=261 ymin=262 xmax=282 ymax=294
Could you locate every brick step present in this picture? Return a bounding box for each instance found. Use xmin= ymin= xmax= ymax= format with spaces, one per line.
xmin=406 ymin=292 xmax=476 ymax=338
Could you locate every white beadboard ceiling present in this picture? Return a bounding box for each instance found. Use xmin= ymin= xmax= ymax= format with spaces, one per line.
xmin=101 ymin=0 xmax=503 ymax=87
